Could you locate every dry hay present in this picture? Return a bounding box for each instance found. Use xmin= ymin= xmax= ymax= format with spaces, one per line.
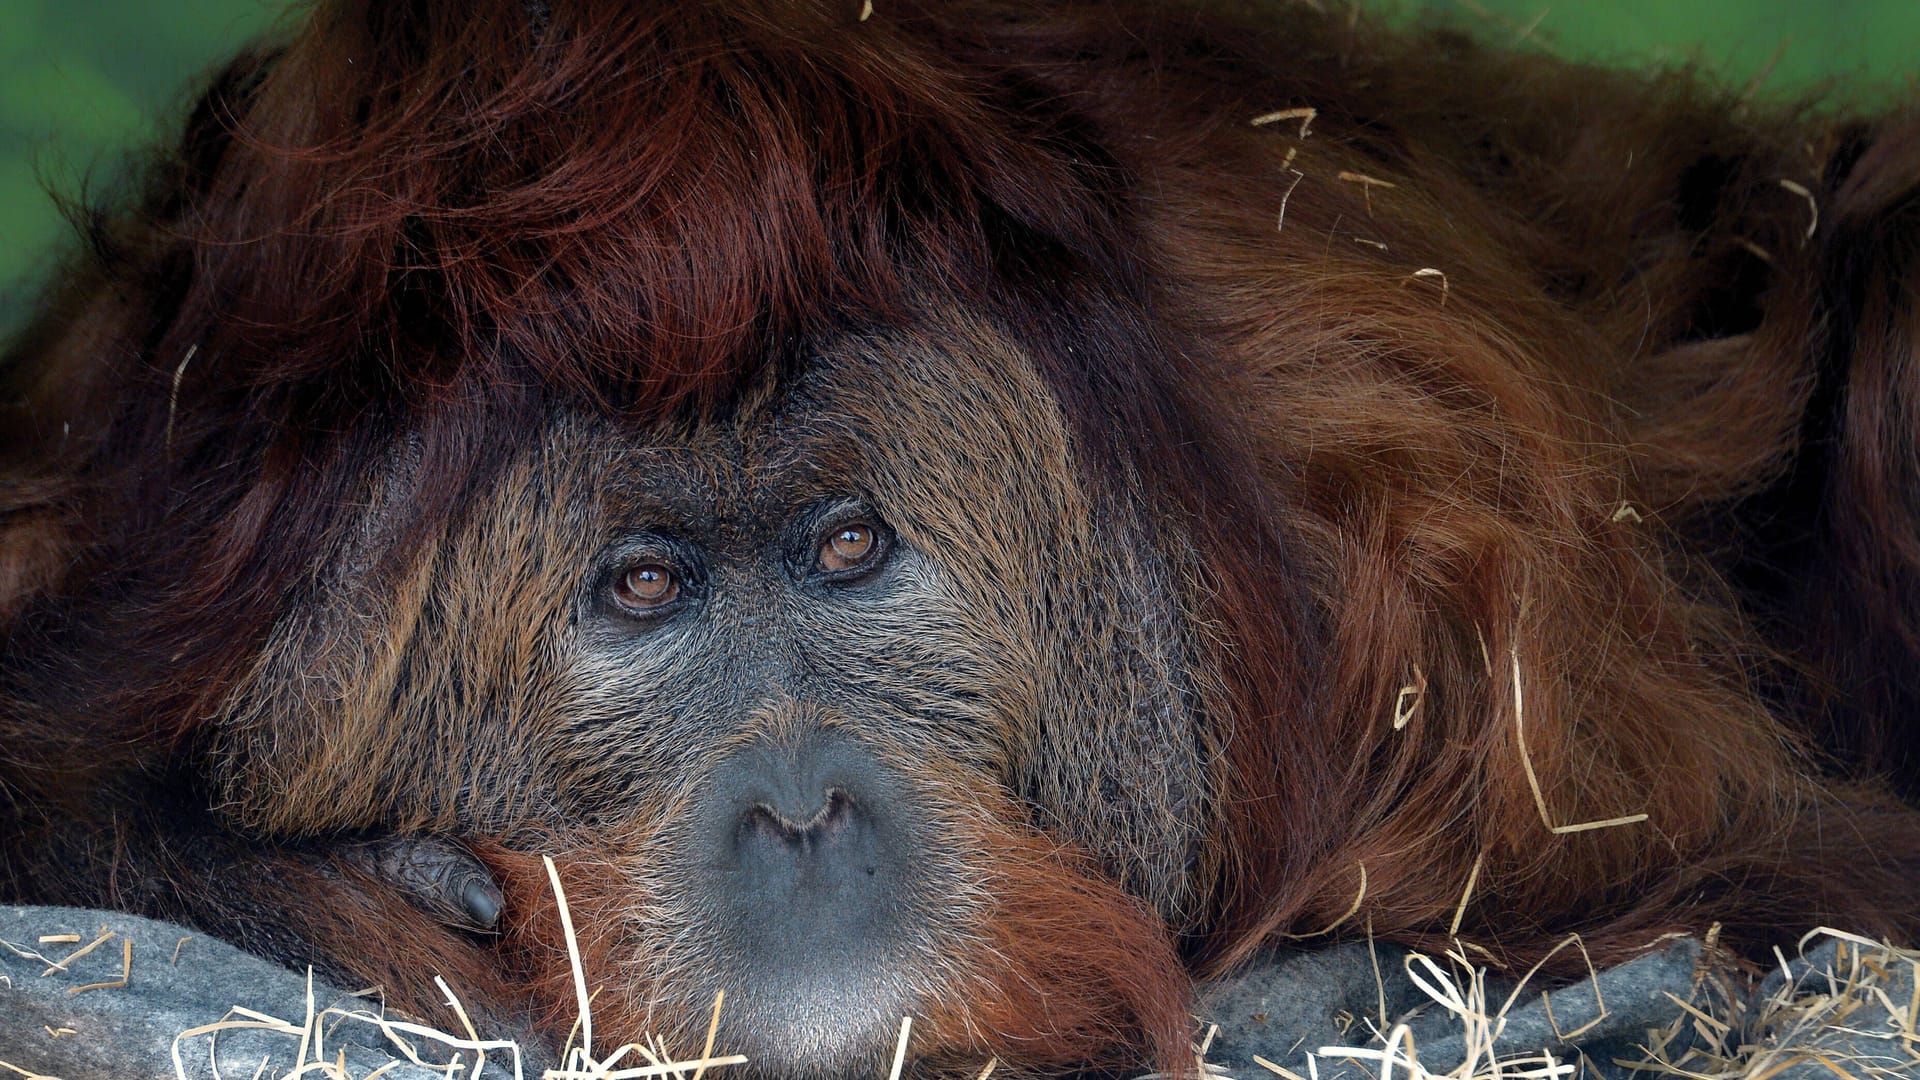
xmin=7 ymin=881 xmax=1917 ymax=1080
xmin=1629 ymin=928 xmax=1920 ymax=1080
xmin=1240 ymin=934 xmax=1612 ymax=1080
xmin=150 ymin=856 xmax=768 ymax=1080
xmin=1229 ymin=928 xmax=1920 ymax=1080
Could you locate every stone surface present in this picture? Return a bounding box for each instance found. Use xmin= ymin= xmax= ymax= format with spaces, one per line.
xmin=6 ymin=906 xmax=1917 ymax=1080
xmin=1197 ymin=938 xmax=1702 ymax=1079
xmin=0 ymin=907 xmax=514 ymax=1080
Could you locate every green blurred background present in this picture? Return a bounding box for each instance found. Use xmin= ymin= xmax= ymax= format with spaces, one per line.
xmin=2 ymin=1 xmax=1916 ymax=331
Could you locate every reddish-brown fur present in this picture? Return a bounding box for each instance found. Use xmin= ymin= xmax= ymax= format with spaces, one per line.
xmin=4 ymin=1 xmax=1920 ymax=1076
xmin=475 ymin=819 xmax=1189 ymax=1073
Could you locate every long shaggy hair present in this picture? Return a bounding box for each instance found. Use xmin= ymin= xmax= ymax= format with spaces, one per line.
xmin=3 ymin=1 xmax=1918 ymax=1075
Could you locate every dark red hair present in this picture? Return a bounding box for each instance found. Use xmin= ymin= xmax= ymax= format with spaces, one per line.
xmin=5 ymin=1 xmax=1920 ymax=1074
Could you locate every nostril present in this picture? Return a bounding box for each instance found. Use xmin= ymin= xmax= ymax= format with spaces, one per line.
xmin=746 ymin=788 xmax=857 ymax=844
xmin=744 ymin=804 xmax=790 ymax=845
xmin=814 ymin=788 xmax=856 ymax=838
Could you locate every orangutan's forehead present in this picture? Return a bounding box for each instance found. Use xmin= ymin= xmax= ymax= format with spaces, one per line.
xmin=575 ymin=317 xmax=1069 ymax=535
xmin=579 ymin=370 xmax=870 ymax=532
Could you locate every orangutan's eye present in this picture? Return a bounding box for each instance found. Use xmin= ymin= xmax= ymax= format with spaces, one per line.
xmin=614 ymin=563 xmax=680 ymax=612
xmin=815 ymin=521 xmax=884 ymax=577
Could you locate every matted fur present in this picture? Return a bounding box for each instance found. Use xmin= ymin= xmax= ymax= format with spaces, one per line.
xmin=2 ymin=1 xmax=1918 ymax=1076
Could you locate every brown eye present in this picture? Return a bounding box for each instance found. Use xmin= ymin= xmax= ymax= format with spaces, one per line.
xmin=817 ymin=522 xmax=880 ymax=574
xmin=614 ymin=563 xmax=679 ymax=611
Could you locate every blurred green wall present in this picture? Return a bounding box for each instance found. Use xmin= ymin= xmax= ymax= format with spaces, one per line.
xmin=3 ymin=1 xmax=1916 ymax=330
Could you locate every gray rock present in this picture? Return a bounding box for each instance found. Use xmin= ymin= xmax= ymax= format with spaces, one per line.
xmin=1199 ymin=939 xmax=1702 ymax=1080
xmin=1740 ymin=937 xmax=1920 ymax=1080
xmin=7 ymin=906 xmax=1917 ymax=1080
xmin=0 ymin=906 xmax=520 ymax=1080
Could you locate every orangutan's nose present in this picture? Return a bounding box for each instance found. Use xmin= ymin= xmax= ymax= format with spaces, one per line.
xmin=710 ymin=736 xmax=896 ymax=918
xmin=677 ymin=729 xmax=928 ymax=1076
